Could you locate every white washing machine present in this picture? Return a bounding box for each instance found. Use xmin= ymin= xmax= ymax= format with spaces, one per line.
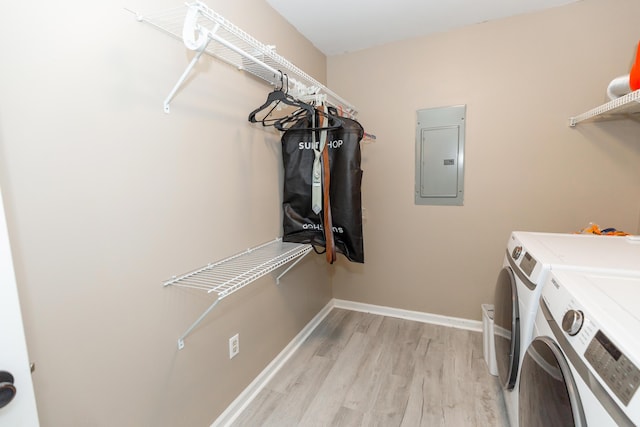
xmin=519 ymin=269 xmax=640 ymax=426
xmin=493 ymin=232 xmax=640 ymax=426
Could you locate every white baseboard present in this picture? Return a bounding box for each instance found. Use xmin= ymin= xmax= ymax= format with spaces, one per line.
xmin=210 ymin=300 xmax=334 ymax=427
xmin=211 ymin=298 xmax=481 ymax=426
xmin=332 ymin=299 xmax=482 ymax=332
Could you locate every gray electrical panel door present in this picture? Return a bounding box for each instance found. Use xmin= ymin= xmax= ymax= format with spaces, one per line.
xmin=415 ymin=105 xmax=466 ymax=206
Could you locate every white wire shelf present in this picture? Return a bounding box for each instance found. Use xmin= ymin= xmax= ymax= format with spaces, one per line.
xmin=164 ymin=238 xmax=312 ymax=349
xmin=569 ymin=89 xmax=640 ymax=126
xmin=129 ymin=1 xmax=358 ymax=117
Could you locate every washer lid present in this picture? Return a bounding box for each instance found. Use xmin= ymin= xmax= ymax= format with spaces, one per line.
xmin=551 ymin=270 xmax=640 ymax=328
xmin=586 ymin=274 xmax=640 ymax=323
xmin=518 ymin=231 xmax=640 ymax=274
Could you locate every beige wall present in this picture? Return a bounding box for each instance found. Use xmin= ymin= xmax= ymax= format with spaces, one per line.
xmin=0 ymin=0 xmax=330 ymax=425
xmin=3 ymin=0 xmax=640 ymax=424
xmin=328 ymin=0 xmax=640 ymax=320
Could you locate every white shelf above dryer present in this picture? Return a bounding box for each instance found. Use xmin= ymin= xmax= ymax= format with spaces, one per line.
xmin=569 ymin=89 xmax=640 ymax=126
xmin=164 ymin=238 xmax=312 ymax=349
xmin=129 ymin=1 xmax=358 ymax=117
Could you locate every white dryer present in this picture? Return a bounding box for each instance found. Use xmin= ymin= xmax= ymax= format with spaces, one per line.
xmin=493 ymin=232 xmax=640 ymax=426
xmin=519 ymin=269 xmax=640 ymax=426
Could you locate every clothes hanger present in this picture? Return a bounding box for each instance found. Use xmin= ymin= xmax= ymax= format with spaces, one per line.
xmin=248 ymin=72 xmax=315 ymax=124
xmin=273 ymin=100 xmax=344 ymax=132
xmin=254 ymin=71 xmax=290 ymax=127
xmin=248 ymin=72 xmax=343 ymax=132
xmin=318 ymin=103 xmax=344 ymax=130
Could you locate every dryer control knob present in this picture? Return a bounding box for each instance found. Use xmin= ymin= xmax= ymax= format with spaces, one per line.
xmin=562 ymin=309 xmax=584 ymax=336
xmin=512 ymin=246 xmax=522 ymax=260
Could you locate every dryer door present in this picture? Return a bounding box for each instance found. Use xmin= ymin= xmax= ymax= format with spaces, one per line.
xmin=519 ymin=336 xmax=586 ymax=427
xmin=494 ymin=266 xmax=520 ymax=390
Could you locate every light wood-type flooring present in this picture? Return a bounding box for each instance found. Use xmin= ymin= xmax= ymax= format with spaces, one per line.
xmin=231 ymin=308 xmax=509 ymax=426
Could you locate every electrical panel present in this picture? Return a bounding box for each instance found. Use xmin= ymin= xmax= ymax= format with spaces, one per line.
xmin=415 ymin=105 xmax=466 ymax=206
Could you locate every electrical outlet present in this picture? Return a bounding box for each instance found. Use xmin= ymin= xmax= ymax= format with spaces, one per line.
xmin=229 ymin=334 xmax=239 ymax=359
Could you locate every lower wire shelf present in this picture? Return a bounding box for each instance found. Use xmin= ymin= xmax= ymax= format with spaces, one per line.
xmin=164 ymin=238 xmax=312 ymax=349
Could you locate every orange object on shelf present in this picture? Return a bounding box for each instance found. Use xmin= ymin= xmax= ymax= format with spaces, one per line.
xmin=630 ymin=41 xmax=640 ymax=91
xmin=578 ymin=223 xmax=629 ymax=236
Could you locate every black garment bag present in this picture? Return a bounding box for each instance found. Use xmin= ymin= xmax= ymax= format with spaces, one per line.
xmin=281 ymin=112 xmax=365 ymax=263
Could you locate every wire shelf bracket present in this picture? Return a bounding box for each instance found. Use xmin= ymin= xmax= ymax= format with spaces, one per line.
xmin=164 ymin=238 xmax=312 ymax=350
xmin=128 ymin=1 xmax=358 ymax=116
xmin=569 ymin=89 xmax=640 ymax=126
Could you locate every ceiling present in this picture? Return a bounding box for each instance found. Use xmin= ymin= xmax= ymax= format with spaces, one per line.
xmin=266 ymin=0 xmax=580 ymax=55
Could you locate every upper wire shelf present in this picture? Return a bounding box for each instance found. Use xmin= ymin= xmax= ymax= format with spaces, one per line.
xmin=569 ymin=89 xmax=640 ymax=126
xmin=164 ymin=238 xmax=312 ymax=349
xmin=129 ymin=1 xmax=358 ymax=117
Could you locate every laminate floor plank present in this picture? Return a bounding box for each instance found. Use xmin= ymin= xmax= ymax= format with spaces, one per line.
xmin=367 ymin=373 xmax=410 ymax=425
xmin=229 ymin=388 xmax=284 ymax=427
xmin=386 ymin=318 xmax=423 ymax=378
xmin=313 ymin=310 xmax=365 ymax=360
xmin=297 ymin=331 xmax=371 ymax=426
xmin=400 ymin=331 xmax=448 ymax=427
xmin=267 ymin=309 xmax=350 ymax=395
xmin=230 ymin=309 xmax=508 ymax=427
xmin=261 ymin=355 xmax=335 ymax=426
xmin=342 ymin=329 xmax=386 ymax=412
xmin=331 ymin=406 xmax=365 ymax=427
xmin=352 ymin=311 xmax=384 ymax=336
xmin=471 ymin=351 xmax=506 ymax=426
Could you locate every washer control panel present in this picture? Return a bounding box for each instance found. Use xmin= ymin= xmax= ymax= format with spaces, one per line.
xmin=519 ymin=252 xmax=537 ymax=277
xmin=543 ymin=271 xmax=640 ymax=419
xmin=585 ymin=330 xmax=640 ymax=406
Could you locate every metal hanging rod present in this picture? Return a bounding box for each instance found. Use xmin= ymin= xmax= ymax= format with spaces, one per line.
xmin=164 ymin=238 xmax=312 ymax=349
xmin=129 ymin=1 xmax=358 ymax=116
